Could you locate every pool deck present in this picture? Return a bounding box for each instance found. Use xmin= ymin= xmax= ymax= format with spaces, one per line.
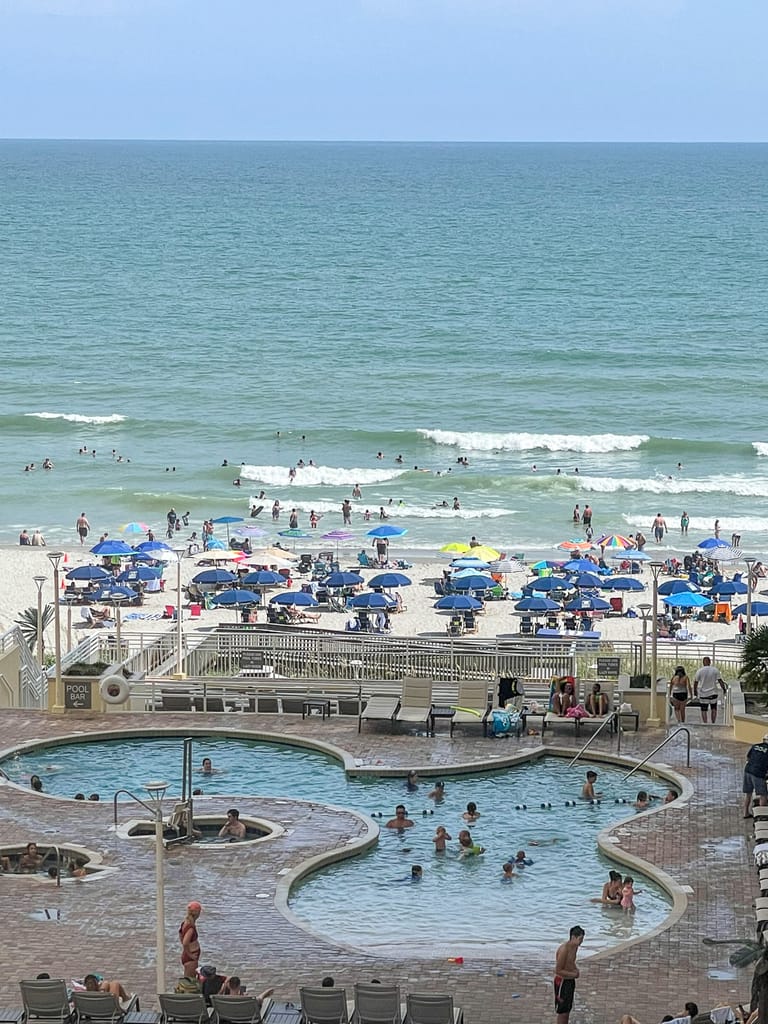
xmin=0 ymin=709 xmax=756 ymax=1023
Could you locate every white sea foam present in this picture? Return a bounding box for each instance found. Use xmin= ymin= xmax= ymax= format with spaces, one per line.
xmin=622 ymin=513 xmax=768 ymax=533
xmin=25 ymin=411 xmax=126 ymax=425
xmin=239 ymin=464 xmax=407 ymax=487
xmin=251 ymin=497 xmax=515 ymax=520
xmin=419 ymin=429 xmax=649 ymax=454
xmin=579 ymin=474 xmax=768 ymax=498
xmin=753 ymin=442 xmax=768 ymax=456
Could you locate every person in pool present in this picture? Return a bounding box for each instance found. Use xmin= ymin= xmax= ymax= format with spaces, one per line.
xmin=19 ymin=842 xmax=43 ymax=873
xmin=581 ymin=771 xmax=603 ymax=801
xmin=462 ymin=802 xmax=480 ymax=823
xmin=427 ymin=781 xmax=445 ymax=802
xmin=405 ymin=770 xmax=419 ymax=792
xmin=590 ymin=870 xmax=623 ymax=907
xmin=458 ymin=829 xmax=484 ymax=857
xmin=513 ymin=850 xmax=533 ymax=869
xmin=200 ymin=758 xmax=214 ymax=774
xmin=218 ymin=809 xmax=246 ymax=841
xmin=385 ymin=805 xmax=414 ymax=829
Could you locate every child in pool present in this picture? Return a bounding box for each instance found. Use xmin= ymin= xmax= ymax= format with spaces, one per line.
xmin=501 ymin=862 xmax=517 ymax=881
xmin=432 ymin=826 xmax=451 ymax=852
xmin=621 ymin=875 xmax=639 ymax=913
xmin=458 ymin=829 xmax=485 ymax=858
xmin=513 ymin=850 xmax=533 ymax=869
xmin=427 ymin=781 xmax=445 ymax=801
xmin=462 ymin=802 xmax=480 ymax=823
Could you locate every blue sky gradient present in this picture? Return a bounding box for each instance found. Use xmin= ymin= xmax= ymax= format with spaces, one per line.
xmin=1 ymin=0 xmax=765 ymax=141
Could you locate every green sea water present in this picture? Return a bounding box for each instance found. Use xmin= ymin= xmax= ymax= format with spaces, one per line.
xmin=1 ymin=141 xmax=767 ymax=556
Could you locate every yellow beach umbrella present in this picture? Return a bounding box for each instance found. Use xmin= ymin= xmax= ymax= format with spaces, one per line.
xmin=440 ymin=542 xmax=471 ymax=554
xmin=466 ymin=545 xmax=501 ymax=562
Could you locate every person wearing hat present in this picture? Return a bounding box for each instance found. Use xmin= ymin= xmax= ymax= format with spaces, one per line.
xmin=743 ymin=734 xmax=768 ymax=818
xmin=199 ymin=965 xmax=226 ymax=1004
xmin=179 ymin=902 xmax=202 ymax=969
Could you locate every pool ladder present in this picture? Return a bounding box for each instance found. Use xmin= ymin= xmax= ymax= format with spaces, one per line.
xmin=567 ymin=712 xmax=620 ymax=767
xmin=622 ymin=727 xmax=691 ymax=778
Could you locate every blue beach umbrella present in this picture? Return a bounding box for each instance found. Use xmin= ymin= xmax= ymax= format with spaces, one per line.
xmin=434 ymin=595 xmax=483 ymax=611
xmin=366 ymin=525 xmax=407 ymax=538
xmin=697 ymin=537 xmax=731 ymax=550
xmin=241 ymin=570 xmax=285 ymax=587
xmin=573 ymin=572 xmax=603 ymax=589
xmin=515 ymin=596 xmax=561 ymax=613
xmin=322 ymin=571 xmax=365 ymax=589
xmin=270 ymin=591 xmax=319 ymax=607
xmin=658 ymin=579 xmax=701 ymax=596
xmin=89 ymin=584 xmax=138 ymax=602
xmin=65 ymin=565 xmax=110 ymax=582
xmin=349 ymin=592 xmax=394 ymax=610
xmin=117 ymin=566 xmax=162 ymax=583
xmin=664 ymin=592 xmax=714 ymax=609
xmin=733 ymin=602 xmax=768 ymax=617
xmin=90 ymin=539 xmax=135 ymax=557
xmin=528 ymin=576 xmax=572 ymax=592
xmin=136 ymin=541 xmax=174 ymax=555
xmin=564 ymin=595 xmax=611 ymax=612
xmin=531 ymin=560 xmax=562 ymax=571
xmin=212 ymin=515 xmax=245 ymax=542
xmin=563 ymin=559 xmax=600 ymax=573
xmin=450 ymin=558 xmax=491 ymax=570
xmin=602 ymin=577 xmax=645 ymax=592
xmin=192 ymin=568 xmax=238 ymax=585
xmin=709 ymin=580 xmax=749 ymax=597
xmin=368 ymin=572 xmax=412 ymax=589
xmin=452 ymin=574 xmax=495 ymax=591
xmin=212 ymin=588 xmax=261 ymax=607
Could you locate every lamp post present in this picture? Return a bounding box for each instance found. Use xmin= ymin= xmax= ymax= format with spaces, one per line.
xmin=47 ymin=552 xmax=65 ymax=714
xmin=145 ymin=779 xmax=169 ymax=996
xmin=33 ymin=575 xmax=47 ymax=667
xmin=648 ymin=562 xmax=664 ymax=727
xmin=746 ymin=557 xmax=757 ymax=636
xmin=174 ymin=547 xmax=186 ymax=679
xmin=637 ymin=602 xmax=651 ymax=676
xmin=111 ymin=595 xmax=127 ymax=655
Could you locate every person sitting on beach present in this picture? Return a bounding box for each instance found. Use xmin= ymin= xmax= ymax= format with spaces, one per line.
xmin=552 ymin=678 xmax=577 ymax=716
xmin=581 ymin=770 xmax=603 ymax=801
xmin=458 ymin=829 xmax=485 ymax=857
xmin=19 ymin=530 xmax=31 ymax=545
xmin=385 ymin=805 xmax=414 ymax=829
xmin=218 ymin=808 xmax=247 ymax=841
xmin=585 ymin=683 xmax=609 ymax=717
xmin=31 ymin=529 xmax=46 ymax=546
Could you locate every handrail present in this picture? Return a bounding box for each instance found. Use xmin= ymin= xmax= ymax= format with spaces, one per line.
xmin=622 ymin=726 xmax=691 ymax=778
xmin=49 ymin=845 xmax=62 ymax=888
xmin=0 ymin=672 xmax=14 ymax=704
xmin=112 ymin=788 xmax=157 ymax=827
xmin=567 ymin=712 xmax=619 ymax=767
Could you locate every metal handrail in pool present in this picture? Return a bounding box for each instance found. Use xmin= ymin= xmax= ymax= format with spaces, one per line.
xmin=622 ymin=726 xmax=691 ymax=779
xmin=567 ymin=712 xmax=620 ymax=767
xmin=112 ymin=788 xmax=158 ymax=827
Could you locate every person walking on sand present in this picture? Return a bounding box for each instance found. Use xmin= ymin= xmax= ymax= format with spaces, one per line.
xmin=179 ymin=901 xmax=202 ymax=969
xmin=76 ymin=513 xmax=90 ymax=545
xmin=553 ymin=925 xmax=584 ymax=1024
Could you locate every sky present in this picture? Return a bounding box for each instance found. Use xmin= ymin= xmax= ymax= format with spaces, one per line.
xmin=0 ymin=0 xmax=766 ymax=141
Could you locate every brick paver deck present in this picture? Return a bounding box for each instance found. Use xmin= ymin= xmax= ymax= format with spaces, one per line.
xmin=0 ymin=710 xmax=756 ymax=1023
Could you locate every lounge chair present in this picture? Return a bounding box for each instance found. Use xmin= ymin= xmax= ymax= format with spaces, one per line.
xmin=359 ymin=693 xmax=401 ymax=732
xmin=463 ymin=612 xmax=478 ymax=633
xmin=357 ymin=552 xmax=375 ymax=569
xmin=297 ymin=554 xmax=313 ymax=575
xmin=20 ymin=981 xmax=74 ymax=1024
xmin=72 ymin=993 xmax=138 ymax=1024
xmin=395 ymin=677 xmax=432 ymax=729
xmin=158 ymin=994 xmax=210 ymax=1024
xmin=352 ymin=983 xmax=403 ymax=1024
xmin=298 ymin=988 xmax=350 ymax=1024
xmin=452 ymin=679 xmax=492 ymax=737
xmin=404 ymin=994 xmax=462 ymax=1024
xmin=210 ymin=995 xmax=272 ymax=1024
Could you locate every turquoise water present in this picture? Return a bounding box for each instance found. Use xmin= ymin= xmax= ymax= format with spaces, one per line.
xmin=2 ymin=141 xmax=767 ymax=556
xmin=3 ymin=735 xmax=670 ymax=951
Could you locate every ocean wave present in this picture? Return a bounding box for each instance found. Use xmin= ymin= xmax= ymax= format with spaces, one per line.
xmin=578 ymin=474 xmax=768 ymax=498
xmin=239 ymin=464 xmax=407 ymax=487
xmin=419 ymin=429 xmax=649 ymax=454
xmin=754 ymin=443 xmax=768 ymax=457
xmin=25 ymin=412 xmax=127 ymax=425
xmin=622 ymin=513 xmax=768 ymax=533
xmin=250 ymin=497 xmax=515 ymax=520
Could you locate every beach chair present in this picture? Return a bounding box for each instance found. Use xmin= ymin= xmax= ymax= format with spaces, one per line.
xmin=404 ymin=994 xmax=463 ymax=1024
xmin=298 ymin=988 xmax=350 ymax=1024
xmin=297 ymin=554 xmax=313 ymax=574
xmin=452 ymin=679 xmax=492 ymax=736
xmin=463 ymin=612 xmax=478 ymax=633
xmin=396 ymin=677 xmax=432 ymax=729
xmin=72 ymin=992 xmax=138 ymax=1024
xmin=210 ymin=995 xmax=272 ymax=1024
xmin=20 ymin=981 xmax=74 ymax=1024
xmin=352 ymin=983 xmax=403 ymax=1024
xmin=158 ymin=994 xmax=209 ymax=1024
xmin=359 ymin=693 xmax=401 ymax=732
xmin=519 ymin=617 xmax=533 ymax=635
xmin=447 ymin=616 xmax=463 ymax=636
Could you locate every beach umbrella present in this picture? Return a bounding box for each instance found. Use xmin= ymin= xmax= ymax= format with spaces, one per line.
xmin=212 ymin=515 xmax=245 ymax=543
xmin=90 ymin=539 xmax=135 ymax=557
xmin=270 ymin=591 xmax=319 ymax=607
xmin=515 ymin=596 xmax=561 ymax=613
xmin=709 ymin=580 xmax=748 ymax=597
xmin=440 ymin=542 xmax=471 ymax=555
xmin=564 ymin=595 xmax=611 ymax=612
xmin=65 ymin=565 xmax=110 ymax=582
xmin=710 ymin=546 xmax=742 ymax=562
xmin=277 ymin=528 xmax=313 ymax=550
xmin=595 ymin=534 xmax=633 ymax=549
xmin=664 ymin=592 xmax=714 ymax=609
xmin=531 ymin=560 xmax=562 ymax=571
xmin=242 ymin=553 xmax=296 ymax=570
xmin=658 ymin=579 xmax=701 ymax=596
xmin=368 ymin=572 xmax=411 ymax=589
xmin=465 ymin=545 xmax=500 ymax=562
xmin=574 ymin=572 xmax=604 ymax=589
xmin=452 ymin=574 xmax=496 ymax=591
xmin=602 ymin=577 xmax=645 ymax=592
xmin=117 ymin=566 xmax=162 ymax=583
xmin=136 ymin=540 xmax=174 ymax=555
xmin=250 ymin=546 xmax=298 ymax=562
xmin=562 ymin=559 xmax=599 ymax=573
xmin=121 ymin=522 xmax=150 ymax=535
xmin=557 ymin=540 xmax=593 ymax=552
xmin=194 ymin=549 xmax=241 ymax=562
xmin=489 ymin=558 xmax=526 ymax=574
xmin=349 ymin=592 xmax=394 ymax=610
xmin=450 ymin=557 xmax=491 ymax=570
xmin=434 ymin=595 xmax=483 ymax=612
xmin=697 ymin=537 xmax=731 ymax=550
xmin=193 ymin=568 xmax=238 ymax=585
xmin=528 ymin=576 xmax=572 ymax=592
xmin=733 ymin=601 xmax=768 ymax=617
xmin=322 ymin=571 xmax=364 ymax=589
xmin=367 ymin=525 xmax=407 ymax=538
xmin=241 ymin=570 xmax=285 ymax=587
xmin=211 ymin=590 xmax=261 ymax=621
xmin=608 ymin=549 xmax=650 ymax=561
xmin=89 ymin=584 xmax=138 ymax=602
xmin=321 ymin=529 xmax=356 ymax=556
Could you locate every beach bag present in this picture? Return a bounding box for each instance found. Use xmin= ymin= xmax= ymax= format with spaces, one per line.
xmin=488 ymin=709 xmax=513 ymax=736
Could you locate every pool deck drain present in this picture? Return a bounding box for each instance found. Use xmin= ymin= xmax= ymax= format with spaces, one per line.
xmin=0 ymin=710 xmax=756 ymax=1023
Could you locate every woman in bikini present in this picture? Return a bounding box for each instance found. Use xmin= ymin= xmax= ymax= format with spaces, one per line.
xmin=179 ymin=901 xmax=202 ymax=969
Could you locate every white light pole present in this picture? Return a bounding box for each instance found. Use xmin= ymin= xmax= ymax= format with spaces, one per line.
xmin=111 ymin=595 xmax=127 ymax=655
xmin=145 ymin=779 xmax=169 ymax=996
xmin=47 ymin=552 xmax=65 ymax=714
xmin=33 ymin=575 xmax=47 ymax=667
xmin=648 ymin=562 xmax=664 ymax=727
xmin=746 ymin=557 xmax=757 ymax=636
xmin=174 ymin=548 xmax=186 ymax=679
xmin=637 ymin=602 xmax=651 ymax=676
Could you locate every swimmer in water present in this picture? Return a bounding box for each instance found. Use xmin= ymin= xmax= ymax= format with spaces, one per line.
xmin=405 ymin=770 xmax=419 ymax=792
xmin=200 ymin=758 xmax=214 ymax=775
xmin=432 ymin=825 xmax=451 ymax=852
xmin=513 ymin=850 xmax=534 ymax=869
xmin=427 ymin=781 xmax=445 ymax=802
xmin=501 ymin=862 xmax=517 ymax=881
xmin=462 ymin=801 xmax=480 ymax=823
xmin=581 ymin=770 xmax=603 ymax=801
xmin=458 ymin=829 xmax=485 ymax=858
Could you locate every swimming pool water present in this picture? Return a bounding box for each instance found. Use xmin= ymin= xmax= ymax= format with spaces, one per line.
xmin=3 ymin=735 xmax=672 ymax=953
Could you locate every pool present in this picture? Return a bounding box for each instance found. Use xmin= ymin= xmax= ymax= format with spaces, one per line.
xmin=2 ymin=735 xmax=673 ymax=953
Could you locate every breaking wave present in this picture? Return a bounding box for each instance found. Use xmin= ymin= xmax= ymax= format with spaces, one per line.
xmin=25 ymin=412 xmax=126 ymax=425
xmin=239 ymin=465 xmax=407 ymax=487
xmin=419 ymin=429 xmax=649 ymax=454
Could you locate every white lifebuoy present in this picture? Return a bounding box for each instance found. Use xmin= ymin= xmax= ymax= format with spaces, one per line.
xmin=100 ymin=675 xmax=131 ymax=705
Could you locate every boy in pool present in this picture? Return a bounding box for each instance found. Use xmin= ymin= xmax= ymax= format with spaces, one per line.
xmin=501 ymin=862 xmax=517 ymax=881
xmin=427 ymin=781 xmax=445 ymax=801
xmin=513 ymin=850 xmax=533 ymax=869
xmin=458 ymin=829 xmax=485 ymax=857
xmin=462 ymin=801 xmax=480 ymax=822
xmin=432 ymin=826 xmax=451 ymax=852
xmin=581 ymin=771 xmax=603 ymax=800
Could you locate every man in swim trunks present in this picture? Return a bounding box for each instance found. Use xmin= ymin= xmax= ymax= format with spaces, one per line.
xmin=179 ymin=901 xmax=202 ymax=968
xmin=553 ymin=925 xmax=584 ymax=1024
xmin=693 ymin=656 xmax=726 ymax=724
xmin=652 ymin=512 xmax=667 ymax=543
xmin=76 ymin=513 xmax=90 ymax=545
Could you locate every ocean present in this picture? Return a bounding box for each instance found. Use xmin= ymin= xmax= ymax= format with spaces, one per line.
xmin=1 ymin=140 xmax=767 ymax=558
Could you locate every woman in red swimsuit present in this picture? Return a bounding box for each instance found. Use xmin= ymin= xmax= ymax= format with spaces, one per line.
xmin=179 ymin=901 xmax=202 ymax=968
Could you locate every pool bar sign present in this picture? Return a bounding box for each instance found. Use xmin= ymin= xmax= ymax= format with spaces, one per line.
xmin=596 ymin=657 xmax=621 ymax=678
xmin=64 ymin=681 xmax=92 ymax=710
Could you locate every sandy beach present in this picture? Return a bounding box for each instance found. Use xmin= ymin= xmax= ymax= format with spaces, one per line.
xmin=0 ymin=542 xmax=746 ymax=659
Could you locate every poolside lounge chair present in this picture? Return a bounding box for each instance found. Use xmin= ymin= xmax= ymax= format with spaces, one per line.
xmin=395 ymin=677 xmax=432 ymax=729
xmin=210 ymin=995 xmax=272 ymax=1024
xmin=359 ymin=693 xmax=401 ymax=732
xmin=158 ymin=994 xmax=209 ymax=1024
xmin=451 ymin=679 xmax=492 ymax=736
xmin=72 ymin=992 xmax=138 ymax=1024
xmin=404 ymin=994 xmax=462 ymax=1024
xmin=20 ymin=981 xmax=74 ymax=1024
xmin=352 ymin=983 xmax=403 ymax=1024
xmin=298 ymin=988 xmax=350 ymax=1024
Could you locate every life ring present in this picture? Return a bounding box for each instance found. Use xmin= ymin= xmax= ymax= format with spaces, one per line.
xmin=100 ymin=675 xmax=131 ymax=705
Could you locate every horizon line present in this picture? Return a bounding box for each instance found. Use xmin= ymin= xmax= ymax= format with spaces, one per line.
xmin=1 ymin=137 xmax=767 ymax=145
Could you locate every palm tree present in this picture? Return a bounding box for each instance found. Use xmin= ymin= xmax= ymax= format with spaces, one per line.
xmin=740 ymin=625 xmax=768 ymax=692
xmin=15 ymin=604 xmax=54 ymax=654
xmin=702 ymin=936 xmax=763 ymax=1017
